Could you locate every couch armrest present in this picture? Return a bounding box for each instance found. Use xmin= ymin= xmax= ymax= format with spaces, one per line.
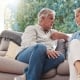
xmin=0 ymin=56 xmax=28 ymax=74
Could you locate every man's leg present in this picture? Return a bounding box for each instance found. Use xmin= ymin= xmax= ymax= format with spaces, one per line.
xmin=16 ymin=44 xmax=47 ymax=80
xmin=42 ymin=53 xmax=65 ymax=73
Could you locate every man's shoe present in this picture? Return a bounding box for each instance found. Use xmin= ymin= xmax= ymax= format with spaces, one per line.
xmin=14 ymin=75 xmax=26 ymax=80
xmin=14 ymin=77 xmax=22 ymax=80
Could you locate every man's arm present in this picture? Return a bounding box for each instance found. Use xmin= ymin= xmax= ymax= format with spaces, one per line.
xmin=50 ymin=32 xmax=69 ymax=41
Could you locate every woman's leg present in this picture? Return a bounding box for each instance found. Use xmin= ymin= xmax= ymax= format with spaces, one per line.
xmin=74 ymin=61 xmax=80 ymax=80
xmin=68 ymin=39 xmax=80 ymax=80
xmin=75 ymin=61 xmax=80 ymax=75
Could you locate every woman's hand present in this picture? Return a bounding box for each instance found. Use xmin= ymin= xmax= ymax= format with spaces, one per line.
xmin=47 ymin=49 xmax=60 ymax=59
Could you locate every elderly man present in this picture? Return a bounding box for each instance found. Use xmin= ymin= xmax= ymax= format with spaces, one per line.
xmin=68 ymin=8 xmax=80 ymax=80
xmin=15 ymin=8 xmax=68 ymax=80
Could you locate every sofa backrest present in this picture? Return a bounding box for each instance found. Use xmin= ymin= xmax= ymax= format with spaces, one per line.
xmin=0 ymin=30 xmax=68 ymax=58
xmin=0 ymin=30 xmax=22 ymax=46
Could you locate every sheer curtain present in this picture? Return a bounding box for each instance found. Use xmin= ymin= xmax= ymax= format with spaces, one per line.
xmin=0 ymin=1 xmax=5 ymax=33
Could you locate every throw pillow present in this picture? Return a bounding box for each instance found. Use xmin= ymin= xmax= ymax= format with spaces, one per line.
xmin=5 ymin=41 xmax=20 ymax=59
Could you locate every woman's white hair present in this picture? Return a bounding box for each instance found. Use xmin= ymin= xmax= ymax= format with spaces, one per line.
xmin=74 ymin=8 xmax=80 ymax=26
xmin=74 ymin=7 xmax=80 ymax=16
xmin=38 ymin=8 xmax=56 ymax=21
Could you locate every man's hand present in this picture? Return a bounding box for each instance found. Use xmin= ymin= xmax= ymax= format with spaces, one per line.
xmin=47 ymin=49 xmax=60 ymax=59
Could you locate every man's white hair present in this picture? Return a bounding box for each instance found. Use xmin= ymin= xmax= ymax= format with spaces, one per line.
xmin=38 ymin=8 xmax=56 ymax=21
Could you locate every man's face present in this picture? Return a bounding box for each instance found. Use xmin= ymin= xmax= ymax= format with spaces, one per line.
xmin=75 ymin=12 xmax=80 ymax=26
xmin=41 ymin=13 xmax=54 ymax=31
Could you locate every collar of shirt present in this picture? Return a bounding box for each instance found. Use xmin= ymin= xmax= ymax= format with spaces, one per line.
xmin=36 ymin=24 xmax=51 ymax=34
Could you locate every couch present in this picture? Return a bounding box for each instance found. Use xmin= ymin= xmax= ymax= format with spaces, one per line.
xmin=0 ymin=30 xmax=69 ymax=80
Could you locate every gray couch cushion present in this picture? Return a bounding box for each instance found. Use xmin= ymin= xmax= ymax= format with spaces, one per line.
xmin=53 ymin=75 xmax=69 ymax=80
xmin=42 ymin=69 xmax=56 ymax=79
xmin=56 ymin=39 xmax=67 ymax=59
xmin=57 ymin=60 xmax=69 ymax=75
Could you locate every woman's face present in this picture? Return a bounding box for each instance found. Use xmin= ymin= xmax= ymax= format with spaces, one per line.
xmin=75 ymin=12 xmax=80 ymax=26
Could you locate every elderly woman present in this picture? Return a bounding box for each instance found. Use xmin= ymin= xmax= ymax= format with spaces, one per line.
xmin=14 ymin=8 xmax=68 ymax=80
xmin=68 ymin=8 xmax=80 ymax=80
